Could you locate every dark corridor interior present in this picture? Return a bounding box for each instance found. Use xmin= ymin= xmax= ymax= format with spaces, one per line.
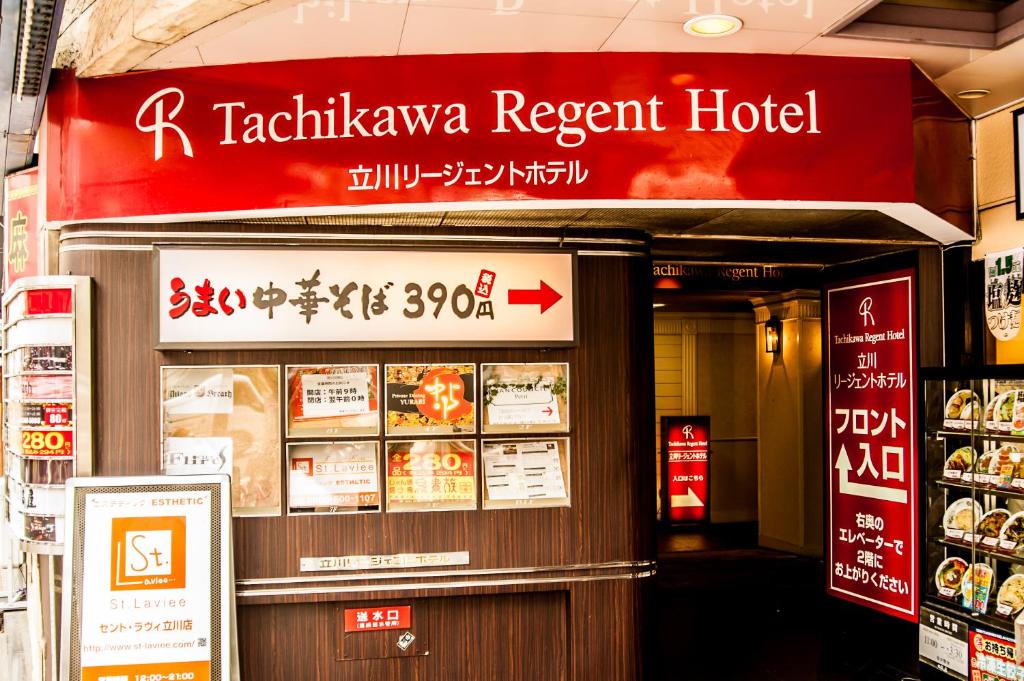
xmin=651 ymin=523 xmax=931 ymax=681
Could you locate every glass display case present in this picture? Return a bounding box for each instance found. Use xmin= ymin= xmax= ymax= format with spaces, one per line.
xmin=923 ymin=366 xmax=1024 ymax=637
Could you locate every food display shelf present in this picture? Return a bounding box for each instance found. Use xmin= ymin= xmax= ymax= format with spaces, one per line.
xmin=925 ymin=597 xmax=1016 ymax=635
xmin=930 ymin=429 xmax=1024 ymax=444
xmin=937 ymin=479 xmax=1024 ymax=501
xmin=932 ymin=537 xmax=1024 ymax=567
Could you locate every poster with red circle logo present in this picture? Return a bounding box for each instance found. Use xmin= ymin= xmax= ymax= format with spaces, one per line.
xmin=384 ymin=364 xmax=476 ymax=436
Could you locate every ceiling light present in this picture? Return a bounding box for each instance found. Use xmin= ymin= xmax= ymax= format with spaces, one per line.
xmin=683 ymin=15 xmax=742 ymax=38
xmin=956 ymin=89 xmax=991 ymax=100
xmin=653 ymin=303 xmax=666 ymax=309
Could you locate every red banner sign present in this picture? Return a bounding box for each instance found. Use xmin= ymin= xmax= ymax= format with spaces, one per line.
xmin=662 ymin=416 xmax=710 ymax=524
xmin=344 ymin=605 xmax=411 ymax=633
xmin=42 ymin=53 xmax=966 ymax=239
xmin=4 ymin=168 xmax=41 ymax=288
xmin=825 ymin=269 xmax=918 ymax=621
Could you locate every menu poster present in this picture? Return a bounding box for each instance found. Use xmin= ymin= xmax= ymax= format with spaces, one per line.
xmin=288 ymin=442 xmax=380 ymax=514
xmin=161 ymin=366 xmax=282 ymax=516
xmin=481 ymin=439 xmax=569 ymax=509
xmin=386 ymin=440 xmax=476 ymax=512
xmin=286 ymin=365 xmax=379 ymax=437
xmin=385 ymin=364 xmax=476 ymax=436
xmin=481 ymin=363 xmax=569 ymax=434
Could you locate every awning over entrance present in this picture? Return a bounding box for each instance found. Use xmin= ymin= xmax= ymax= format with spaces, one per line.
xmin=42 ymin=51 xmax=972 ymax=248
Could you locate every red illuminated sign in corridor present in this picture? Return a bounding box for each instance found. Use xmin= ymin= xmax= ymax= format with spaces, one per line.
xmin=662 ymin=416 xmax=710 ymax=524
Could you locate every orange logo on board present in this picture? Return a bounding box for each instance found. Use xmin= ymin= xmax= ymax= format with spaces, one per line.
xmin=109 ymin=516 xmax=186 ymax=591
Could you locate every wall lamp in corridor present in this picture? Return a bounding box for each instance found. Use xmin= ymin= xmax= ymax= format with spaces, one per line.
xmin=765 ymin=316 xmax=782 ymax=354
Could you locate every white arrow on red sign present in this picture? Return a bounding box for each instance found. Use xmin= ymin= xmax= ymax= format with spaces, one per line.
xmin=672 ymin=487 xmax=705 ymax=508
xmin=835 ymin=445 xmax=907 ymax=504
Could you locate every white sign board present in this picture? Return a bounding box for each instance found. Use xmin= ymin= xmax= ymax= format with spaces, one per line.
xmin=155 ymin=248 xmax=576 ymax=348
xmin=61 ymin=475 xmax=233 ymax=681
xmin=918 ymin=606 xmax=968 ymax=680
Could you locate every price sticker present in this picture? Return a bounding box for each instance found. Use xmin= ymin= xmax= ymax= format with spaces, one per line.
xmin=20 ymin=429 xmax=73 ymax=458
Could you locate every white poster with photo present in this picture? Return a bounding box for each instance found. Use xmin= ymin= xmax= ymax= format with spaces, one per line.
xmin=986 ymin=247 xmax=1024 ymax=341
xmin=288 ymin=442 xmax=380 ymax=513
xmin=481 ymin=363 xmax=569 ymax=434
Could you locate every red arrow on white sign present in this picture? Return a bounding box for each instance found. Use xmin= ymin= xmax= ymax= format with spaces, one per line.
xmin=508 ymin=281 xmax=563 ymax=313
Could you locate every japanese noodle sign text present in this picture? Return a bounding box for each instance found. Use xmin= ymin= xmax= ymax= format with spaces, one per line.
xmin=825 ymin=270 xmax=918 ymax=622
xmin=155 ymin=248 xmax=575 ymax=348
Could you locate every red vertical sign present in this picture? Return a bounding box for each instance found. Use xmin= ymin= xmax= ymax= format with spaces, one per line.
xmin=662 ymin=416 xmax=710 ymax=524
xmin=826 ymin=269 xmax=918 ymax=622
xmin=4 ymin=168 xmax=41 ymax=289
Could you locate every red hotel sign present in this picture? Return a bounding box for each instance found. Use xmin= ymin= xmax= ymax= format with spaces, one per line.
xmin=42 ymin=53 xmax=969 ymax=240
xmin=825 ymin=270 xmax=918 ymax=622
xmin=662 ymin=416 xmax=710 ymax=523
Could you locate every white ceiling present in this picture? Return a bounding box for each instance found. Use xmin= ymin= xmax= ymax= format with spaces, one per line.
xmin=67 ymin=0 xmax=1020 ymax=117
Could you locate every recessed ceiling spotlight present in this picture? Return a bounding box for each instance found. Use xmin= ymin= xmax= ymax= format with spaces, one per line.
xmin=956 ymin=89 xmax=991 ymax=100
xmin=683 ymin=14 xmax=743 ymax=38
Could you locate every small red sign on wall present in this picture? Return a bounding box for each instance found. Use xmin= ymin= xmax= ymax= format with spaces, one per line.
xmin=344 ymin=605 xmax=411 ymax=633
xmin=661 ymin=416 xmax=711 ymax=524
xmin=25 ymin=288 xmax=73 ymax=315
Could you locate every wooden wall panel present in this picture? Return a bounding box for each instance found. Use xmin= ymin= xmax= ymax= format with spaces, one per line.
xmin=238 ymin=591 xmax=568 ymax=681
xmin=60 ymin=223 xmax=654 ymax=681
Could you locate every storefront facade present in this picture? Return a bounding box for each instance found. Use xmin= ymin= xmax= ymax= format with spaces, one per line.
xmin=2 ymin=48 xmax=978 ymax=680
